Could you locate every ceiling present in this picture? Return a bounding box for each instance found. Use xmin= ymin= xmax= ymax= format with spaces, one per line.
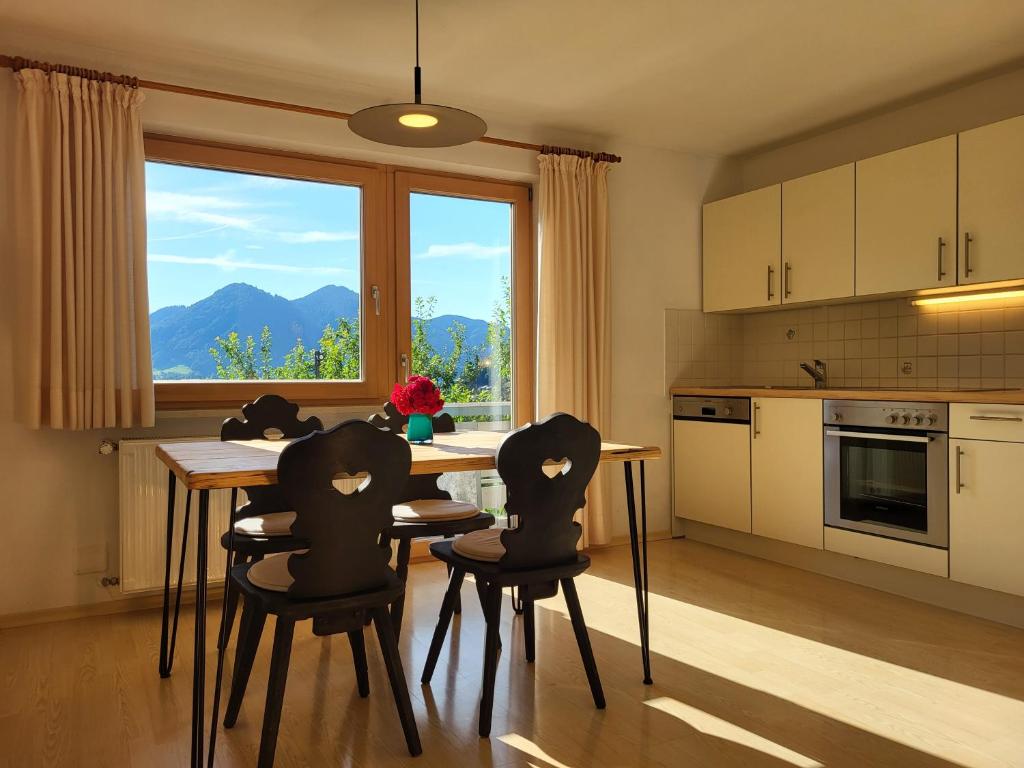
xmin=2 ymin=0 xmax=1024 ymax=156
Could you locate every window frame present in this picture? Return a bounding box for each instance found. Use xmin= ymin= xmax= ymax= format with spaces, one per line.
xmin=145 ymin=136 xmax=534 ymax=418
xmin=146 ymin=135 xmax=390 ymax=409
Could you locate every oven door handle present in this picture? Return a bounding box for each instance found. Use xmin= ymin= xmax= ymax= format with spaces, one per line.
xmin=824 ymin=429 xmax=933 ymax=444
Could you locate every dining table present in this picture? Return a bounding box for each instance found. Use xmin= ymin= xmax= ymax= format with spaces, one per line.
xmin=154 ymin=428 xmax=661 ymax=768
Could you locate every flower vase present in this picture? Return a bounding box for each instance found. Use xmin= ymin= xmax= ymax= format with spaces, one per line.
xmin=407 ymin=413 xmax=434 ymax=444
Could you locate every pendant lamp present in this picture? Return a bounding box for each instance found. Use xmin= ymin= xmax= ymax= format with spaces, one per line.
xmin=349 ymin=0 xmax=487 ymax=148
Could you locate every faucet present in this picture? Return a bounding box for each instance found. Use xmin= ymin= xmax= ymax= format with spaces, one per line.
xmin=800 ymin=359 xmax=828 ymax=389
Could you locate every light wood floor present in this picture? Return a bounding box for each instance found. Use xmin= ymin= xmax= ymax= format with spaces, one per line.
xmin=1 ymin=539 xmax=1023 ymax=768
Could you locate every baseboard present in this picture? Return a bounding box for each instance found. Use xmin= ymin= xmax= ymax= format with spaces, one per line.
xmin=680 ymin=520 xmax=1024 ymax=629
xmin=0 ymin=583 xmax=227 ymax=630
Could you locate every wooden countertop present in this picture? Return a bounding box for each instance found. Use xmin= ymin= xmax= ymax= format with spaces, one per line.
xmin=669 ymin=386 xmax=1024 ymax=404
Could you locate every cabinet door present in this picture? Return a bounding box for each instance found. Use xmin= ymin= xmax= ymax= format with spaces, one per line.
xmin=673 ymin=419 xmax=751 ymax=532
xmin=950 ymin=438 xmax=1024 ymax=596
xmin=856 ymin=136 xmax=957 ymax=296
xmin=959 ymin=115 xmax=1024 ymax=285
xmin=782 ymin=164 xmax=855 ymax=304
xmin=702 ymin=185 xmax=781 ymax=312
xmin=751 ymin=398 xmax=823 ymax=549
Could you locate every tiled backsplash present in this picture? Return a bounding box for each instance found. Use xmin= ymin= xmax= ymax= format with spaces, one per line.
xmin=666 ymin=295 xmax=1024 ymax=391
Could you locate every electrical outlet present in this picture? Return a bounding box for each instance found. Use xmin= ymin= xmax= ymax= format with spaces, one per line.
xmin=901 ymin=360 xmax=914 ymax=376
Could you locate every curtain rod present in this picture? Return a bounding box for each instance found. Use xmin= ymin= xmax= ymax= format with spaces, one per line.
xmin=1 ymin=53 xmax=623 ymax=163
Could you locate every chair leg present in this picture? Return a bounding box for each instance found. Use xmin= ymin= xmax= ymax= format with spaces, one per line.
xmin=475 ymin=577 xmax=502 ymax=651
xmin=390 ymin=538 xmax=412 ymax=640
xmin=224 ymin=597 xmax=267 ymax=728
xmin=348 ymin=629 xmax=369 ymax=698
xmin=372 ymin=607 xmax=422 ymax=757
xmin=523 ymin=600 xmax=535 ymax=663
xmin=560 ymin=578 xmax=605 ymax=709
xmin=421 ymin=567 xmax=466 ymax=684
xmin=257 ymin=618 xmax=296 ymax=768
xmin=444 ymin=536 xmax=462 ymax=614
xmin=479 ymin=582 xmax=503 ymax=738
xmin=218 ymin=550 xmax=248 ymax=651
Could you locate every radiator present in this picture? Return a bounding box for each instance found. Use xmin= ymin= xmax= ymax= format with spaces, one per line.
xmin=118 ymin=438 xmax=235 ymax=594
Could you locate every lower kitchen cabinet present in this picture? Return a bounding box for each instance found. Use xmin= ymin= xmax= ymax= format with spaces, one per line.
xmin=673 ymin=419 xmax=752 ymax=532
xmin=950 ymin=438 xmax=1024 ymax=596
xmin=751 ymin=398 xmax=824 ymax=549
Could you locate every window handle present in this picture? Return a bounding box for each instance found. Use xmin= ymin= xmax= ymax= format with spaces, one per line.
xmin=371 ymin=285 xmax=381 ymax=316
xmin=400 ymin=352 xmax=409 ymax=382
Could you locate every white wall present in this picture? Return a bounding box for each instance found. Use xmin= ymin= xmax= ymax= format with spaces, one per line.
xmin=0 ymin=59 xmax=716 ymax=615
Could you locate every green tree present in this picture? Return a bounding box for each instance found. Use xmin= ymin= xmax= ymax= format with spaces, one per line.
xmin=210 ymin=327 xmax=273 ymax=380
xmin=484 ymin=276 xmax=512 ymax=401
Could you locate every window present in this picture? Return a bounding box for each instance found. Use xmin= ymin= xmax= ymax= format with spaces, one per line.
xmin=145 ymin=137 xmax=532 ymax=416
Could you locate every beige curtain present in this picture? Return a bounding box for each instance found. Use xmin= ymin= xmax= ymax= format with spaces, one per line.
xmin=536 ymin=153 xmax=613 ymax=547
xmin=14 ymin=68 xmax=154 ymax=429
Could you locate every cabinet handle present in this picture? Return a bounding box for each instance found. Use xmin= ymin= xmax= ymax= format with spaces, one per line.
xmin=964 ymin=232 xmax=973 ymax=277
xmin=753 ymin=401 xmax=761 ymax=438
xmin=767 ymin=265 xmax=774 ymax=301
xmin=969 ymin=414 xmax=1023 ymax=422
xmin=936 ymin=237 xmax=946 ymax=281
xmin=784 ymin=262 xmax=792 ymax=298
xmin=955 ymin=446 xmax=965 ymax=494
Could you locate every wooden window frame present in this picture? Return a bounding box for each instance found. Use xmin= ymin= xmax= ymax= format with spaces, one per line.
xmin=146 ymin=135 xmax=391 ymax=409
xmin=394 ymin=171 xmax=535 ymax=426
xmin=145 ymin=136 xmax=534 ymax=418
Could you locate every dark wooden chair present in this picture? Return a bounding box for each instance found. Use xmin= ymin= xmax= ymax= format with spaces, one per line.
xmin=221 ymin=419 xmax=421 ymax=766
xmin=369 ymin=402 xmax=496 ymax=638
xmin=421 ymin=412 xmax=606 ymax=737
xmin=217 ymin=394 xmax=324 ymax=650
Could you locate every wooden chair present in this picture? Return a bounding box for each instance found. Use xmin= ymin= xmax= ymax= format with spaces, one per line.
xmin=221 ymin=419 xmax=422 ymax=766
xmin=218 ymin=395 xmax=324 ymax=649
xmin=421 ymin=412 xmax=606 ymax=737
xmin=369 ymin=402 xmax=496 ymax=638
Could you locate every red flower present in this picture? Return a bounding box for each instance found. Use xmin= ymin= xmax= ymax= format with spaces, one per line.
xmin=390 ymin=375 xmax=445 ymax=416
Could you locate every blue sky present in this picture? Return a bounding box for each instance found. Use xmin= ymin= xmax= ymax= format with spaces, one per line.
xmin=145 ymin=162 xmax=511 ymax=321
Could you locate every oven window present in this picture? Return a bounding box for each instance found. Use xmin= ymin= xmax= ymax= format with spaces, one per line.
xmin=839 ymin=435 xmax=928 ymax=533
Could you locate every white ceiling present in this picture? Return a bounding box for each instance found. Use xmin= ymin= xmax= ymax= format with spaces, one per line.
xmin=2 ymin=0 xmax=1024 ymax=156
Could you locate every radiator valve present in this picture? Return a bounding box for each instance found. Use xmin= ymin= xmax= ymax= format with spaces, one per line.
xmin=98 ymin=439 xmax=118 ymax=455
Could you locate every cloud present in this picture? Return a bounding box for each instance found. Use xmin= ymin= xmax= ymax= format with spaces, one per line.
xmin=276 ymin=230 xmax=359 ymax=244
xmin=415 ymin=242 xmax=511 ymax=260
xmin=146 ymin=191 xmax=260 ymax=230
xmin=148 ymin=250 xmax=351 ymax=275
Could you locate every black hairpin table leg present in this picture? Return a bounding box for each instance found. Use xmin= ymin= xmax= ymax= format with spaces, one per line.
xmin=160 ymin=473 xmax=191 ymax=679
xmin=623 ymin=461 xmax=652 ymax=685
xmin=191 ymin=489 xmax=210 ymax=768
xmin=206 ymin=487 xmax=237 ymax=767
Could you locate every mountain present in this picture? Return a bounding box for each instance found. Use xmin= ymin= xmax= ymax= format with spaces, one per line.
xmin=150 ymin=283 xmax=493 ymax=379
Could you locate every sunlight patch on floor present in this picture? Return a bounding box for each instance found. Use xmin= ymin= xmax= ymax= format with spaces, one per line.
xmin=645 ymin=696 xmax=824 ymax=767
xmin=534 ymin=573 xmax=1024 ymax=768
xmin=498 ymin=733 xmax=575 ymax=768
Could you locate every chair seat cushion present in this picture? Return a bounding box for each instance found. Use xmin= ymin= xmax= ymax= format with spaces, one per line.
xmin=246 ymin=550 xmax=307 ymax=592
xmin=452 ymin=528 xmax=505 ymax=562
xmin=233 ymin=511 xmax=296 ymax=537
xmin=392 ymin=499 xmax=480 ymax=523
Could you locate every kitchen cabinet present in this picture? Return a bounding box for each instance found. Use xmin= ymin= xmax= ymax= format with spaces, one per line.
xmin=673 ymin=419 xmax=751 ymax=532
xmin=949 ymin=402 xmax=1024 ymax=597
xmin=781 ymin=164 xmax=855 ymax=304
xmin=855 ymin=136 xmax=958 ymax=296
xmin=959 ymin=114 xmax=1024 ymax=285
xmin=702 ymin=185 xmax=781 ymax=312
xmin=750 ymin=398 xmax=823 ymax=549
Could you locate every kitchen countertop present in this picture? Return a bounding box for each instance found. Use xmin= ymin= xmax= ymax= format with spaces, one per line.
xmin=669 ymin=385 xmax=1024 ymax=404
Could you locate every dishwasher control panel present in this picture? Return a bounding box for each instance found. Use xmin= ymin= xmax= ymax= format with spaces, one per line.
xmin=672 ymin=396 xmax=751 ymax=423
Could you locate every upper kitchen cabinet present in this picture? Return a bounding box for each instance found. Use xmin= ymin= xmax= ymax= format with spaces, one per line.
xmin=781 ymin=164 xmax=855 ymax=304
xmin=855 ymin=136 xmax=957 ymax=296
xmin=959 ymin=114 xmax=1024 ymax=285
xmin=702 ymin=185 xmax=781 ymax=312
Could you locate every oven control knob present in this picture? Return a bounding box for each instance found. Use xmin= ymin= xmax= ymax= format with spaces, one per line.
xmin=912 ymin=415 xmax=923 ymax=426
xmin=900 ymin=414 xmax=911 ymax=425
xmin=832 ymin=412 xmax=842 ymax=422
xmin=885 ymin=414 xmax=898 ymax=425
xmin=925 ymin=414 xmax=937 ymax=426
xmin=724 ymin=407 xmax=733 ymax=416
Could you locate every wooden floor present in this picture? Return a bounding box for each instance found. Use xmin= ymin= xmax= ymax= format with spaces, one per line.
xmin=1 ymin=539 xmax=1023 ymax=767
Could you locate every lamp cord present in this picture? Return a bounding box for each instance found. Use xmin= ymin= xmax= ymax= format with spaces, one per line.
xmin=413 ymin=0 xmax=422 ymax=104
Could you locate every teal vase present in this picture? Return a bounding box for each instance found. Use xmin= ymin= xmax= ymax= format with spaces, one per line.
xmin=407 ymin=413 xmax=434 ymax=444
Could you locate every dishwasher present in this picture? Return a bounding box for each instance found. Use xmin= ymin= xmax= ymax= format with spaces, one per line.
xmin=672 ymin=395 xmax=752 ymax=533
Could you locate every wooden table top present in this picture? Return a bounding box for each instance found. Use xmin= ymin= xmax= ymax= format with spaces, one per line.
xmin=156 ymin=429 xmax=662 ymax=490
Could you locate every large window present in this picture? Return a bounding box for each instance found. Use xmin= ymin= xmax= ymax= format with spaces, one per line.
xmin=146 ymin=138 xmax=532 ymax=420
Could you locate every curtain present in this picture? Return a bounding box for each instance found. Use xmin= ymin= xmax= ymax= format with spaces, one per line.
xmin=536 ymin=153 xmax=613 ymax=547
xmin=13 ymin=68 xmax=154 ymax=429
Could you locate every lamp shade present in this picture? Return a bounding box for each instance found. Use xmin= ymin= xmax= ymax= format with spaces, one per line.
xmin=348 ymin=101 xmax=487 ymax=148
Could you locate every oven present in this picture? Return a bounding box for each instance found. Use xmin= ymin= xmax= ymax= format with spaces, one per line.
xmin=824 ymin=400 xmax=949 ymax=549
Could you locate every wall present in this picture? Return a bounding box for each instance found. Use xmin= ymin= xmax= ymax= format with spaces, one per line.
xmin=0 ymin=54 xmax=717 ymax=615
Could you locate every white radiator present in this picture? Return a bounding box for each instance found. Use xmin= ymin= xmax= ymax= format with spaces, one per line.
xmin=118 ymin=438 xmax=235 ymax=594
